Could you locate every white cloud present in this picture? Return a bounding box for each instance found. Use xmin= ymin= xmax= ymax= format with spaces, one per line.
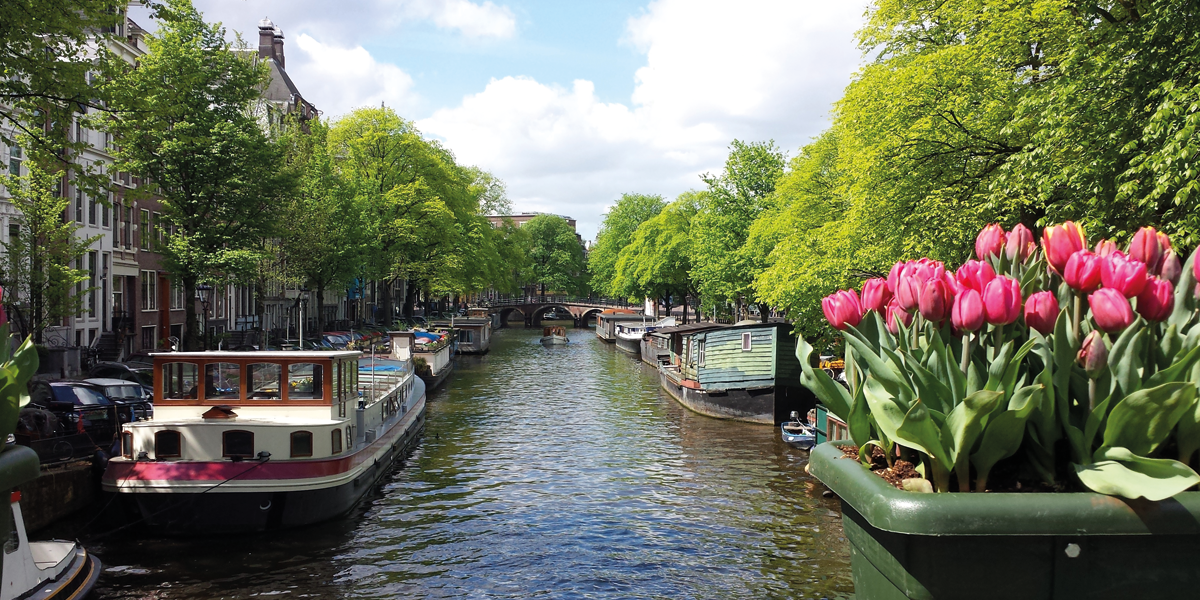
xmin=291 ymin=34 xmax=420 ymax=118
xmin=420 ymin=0 xmax=868 ymax=238
xmin=400 ymin=0 xmax=517 ymax=39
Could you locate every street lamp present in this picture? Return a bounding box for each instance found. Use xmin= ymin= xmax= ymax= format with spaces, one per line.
xmin=298 ymin=286 xmax=309 ymax=351
xmin=196 ymin=283 xmax=212 ymax=350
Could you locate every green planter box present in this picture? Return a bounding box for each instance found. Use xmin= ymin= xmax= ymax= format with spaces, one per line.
xmin=0 ymin=444 xmax=41 ymax=575
xmin=808 ymin=442 xmax=1200 ymax=600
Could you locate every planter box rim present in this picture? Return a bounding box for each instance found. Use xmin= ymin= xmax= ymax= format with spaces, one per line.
xmin=809 ymin=441 xmax=1200 ymax=537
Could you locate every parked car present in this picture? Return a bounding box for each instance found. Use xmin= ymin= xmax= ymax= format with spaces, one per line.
xmin=88 ymin=362 xmax=153 ymax=398
xmin=83 ymin=377 xmax=154 ymax=422
xmin=27 ymin=381 xmax=120 ymax=443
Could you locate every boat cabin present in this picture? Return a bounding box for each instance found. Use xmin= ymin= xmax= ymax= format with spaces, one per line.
xmin=451 ymin=318 xmax=493 ymax=354
xmin=595 ymin=312 xmax=647 ymax=342
xmin=682 ymin=322 xmax=803 ymax=391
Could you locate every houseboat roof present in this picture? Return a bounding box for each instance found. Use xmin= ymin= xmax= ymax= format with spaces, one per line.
xmin=655 ymin=323 xmax=727 ymax=336
xmin=599 ymin=313 xmax=652 ymax=321
xmin=149 ymin=351 xmax=362 ymax=360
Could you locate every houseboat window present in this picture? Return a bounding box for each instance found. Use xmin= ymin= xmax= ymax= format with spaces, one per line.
xmin=331 ymin=428 xmax=343 ymax=454
xmin=288 ymin=363 xmax=323 ymax=399
xmin=162 ymin=362 xmax=199 ymax=399
xmin=350 ymin=361 xmax=358 ymax=397
xmin=247 ymin=363 xmax=282 ymax=400
xmin=698 ymin=340 xmax=706 ymax=367
xmin=290 ymin=431 xmax=313 ymax=458
xmin=338 ymin=401 xmax=346 ymax=418
xmin=332 ymin=362 xmax=341 ymax=402
xmin=222 ymin=430 xmax=254 ymax=458
xmin=458 ymin=330 xmax=473 ymax=343
xmin=155 ymin=430 xmax=182 ymax=458
xmin=742 ymin=332 xmax=753 ymax=352
xmin=205 ymin=363 xmax=241 ymax=400
xmin=121 ymin=432 xmax=133 ymax=458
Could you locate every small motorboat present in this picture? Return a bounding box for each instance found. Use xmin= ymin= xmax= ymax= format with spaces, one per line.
xmin=781 ymin=411 xmax=816 ymax=450
xmin=2 ymin=490 xmax=101 ymax=600
xmin=540 ymin=326 xmax=569 ymax=345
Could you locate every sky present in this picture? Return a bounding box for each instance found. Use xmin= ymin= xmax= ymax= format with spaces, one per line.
xmin=128 ymin=0 xmax=870 ymax=241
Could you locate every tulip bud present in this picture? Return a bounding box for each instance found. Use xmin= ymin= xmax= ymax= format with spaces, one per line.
xmin=1077 ymin=330 xmax=1109 ymax=379
xmin=952 ymin=289 xmax=984 ymax=333
xmin=1023 ymin=291 xmax=1059 ymax=335
xmin=1160 ymin=250 xmax=1182 ymax=286
xmin=982 ymin=276 xmax=1022 ymax=325
xmin=1043 ymin=221 xmax=1087 ymax=276
xmin=975 ymin=224 xmax=1007 ymax=261
xmin=1089 ymin=288 xmax=1135 ymax=333
xmin=919 ymin=278 xmax=954 ymax=323
xmin=1129 ymin=226 xmax=1163 ymax=274
xmin=1005 ymin=224 xmax=1036 ymax=263
xmin=885 ymin=298 xmax=913 ymax=335
xmin=1100 ymin=251 xmax=1148 ymax=298
xmin=860 ymin=278 xmax=892 ymax=313
xmin=1135 ymin=277 xmax=1174 ymax=322
xmin=955 ymin=260 xmax=996 ymax=294
xmin=887 ymin=261 xmax=905 ymax=298
xmin=1094 ymin=239 xmax=1118 ymax=258
xmin=1063 ymin=250 xmax=1102 ymax=293
xmin=822 ymin=289 xmax=864 ymax=331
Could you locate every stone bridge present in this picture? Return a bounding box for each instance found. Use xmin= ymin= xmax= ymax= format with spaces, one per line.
xmin=480 ymin=297 xmax=639 ymax=328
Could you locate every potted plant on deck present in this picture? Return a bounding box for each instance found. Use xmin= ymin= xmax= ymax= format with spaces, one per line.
xmin=800 ymin=223 xmax=1200 ymax=599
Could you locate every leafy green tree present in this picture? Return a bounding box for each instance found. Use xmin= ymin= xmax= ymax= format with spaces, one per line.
xmin=490 ymin=217 xmax=531 ymax=294
xmin=589 ymin=193 xmax=665 ymax=297
xmin=613 ymin=192 xmax=701 ymax=322
xmin=692 ymin=140 xmax=786 ymax=321
xmin=524 ymin=214 xmax=586 ymax=299
xmin=99 ymin=0 xmax=294 ymax=350
xmin=1 ymin=159 xmax=98 ymax=343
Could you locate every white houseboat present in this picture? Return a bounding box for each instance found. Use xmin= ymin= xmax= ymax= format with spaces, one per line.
xmin=100 ymin=350 xmax=426 ymax=535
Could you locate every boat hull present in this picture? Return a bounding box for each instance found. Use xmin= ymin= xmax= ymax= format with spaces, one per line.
xmin=658 ymin=369 xmax=812 ymax=425
xmin=614 ymin=336 xmax=641 ymax=356
xmin=26 ymin=548 xmax=100 ymax=600
xmin=540 ymin=336 xmax=569 ymax=345
xmin=639 ymin=339 xmax=667 ymax=366
xmin=418 ymin=362 xmax=454 ymax=391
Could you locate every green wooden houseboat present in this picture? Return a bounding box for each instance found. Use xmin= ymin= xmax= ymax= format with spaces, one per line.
xmin=658 ymin=321 xmax=815 ymax=424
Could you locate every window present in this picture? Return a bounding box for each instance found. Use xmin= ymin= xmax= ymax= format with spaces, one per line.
xmin=141 ymin=325 xmax=155 ymax=350
xmin=8 ymin=224 xmax=17 ymax=245
xmin=123 ymin=204 xmax=131 ymax=248
xmin=88 ymin=192 xmax=96 ymax=225
xmin=162 ymin=362 xmax=198 ymax=399
xmin=205 ymin=363 xmax=241 ymax=400
xmin=75 ymin=189 xmax=84 ymax=223
xmin=170 ymin=281 xmax=184 ymax=310
xmin=121 ymin=432 xmax=133 ymax=458
xmin=458 ymin=330 xmax=474 ymax=343
xmin=103 ymin=192 xmax=110 ymax=227
xmin=331 ymin=429 xmax=342 ymax=454
xmin=155 ymin=431 xmax=182 ymax=458
xmin=290 ymin=431 xmax=313 ymax=458
xmin=75 ymin=118 xmax=84 ymax=143
xmin=247 ymin=363 xmax=281 ymax=399
xmin=153 ymin=212 xmax=163 ymax=246
xmin=139 ymin=209 xmax=150 ymax=250
xmin=88 ymin=251 xmax=97 ymax=317
xmin=141 ymin=270 xmax=157 ymax=310
xmin=8 ymin=144 xmax=20 ymax=176
xmin=222 ymin=430 xmax=254 ymax=458
xmin=742 ymin=332 xmax=752 ymax=352
xmin=288 ymin=363 xmax=322 ymax=399
xmin=332 ymin=361 xmax=341 ymax=402
xmin=698 ymin=340 xmax=706 ymax=367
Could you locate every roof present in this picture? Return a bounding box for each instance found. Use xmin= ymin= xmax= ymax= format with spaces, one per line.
xmin=655 ymin=323 xmax=727 ymax=335
xmin=149 ymin=351 xmax=361 ymax=360
xmin=598 ymin=313 xmax=650 ymax=321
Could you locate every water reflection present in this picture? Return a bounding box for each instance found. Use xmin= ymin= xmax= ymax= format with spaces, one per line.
xmin=85 ymin=327 xmax=852 ymax=599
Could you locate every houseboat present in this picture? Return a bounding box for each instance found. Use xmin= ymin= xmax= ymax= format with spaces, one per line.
xmin=100 ymin=350 xmax=426 ymax=535
xmin=615 ymin=317 xmax=675 ymax=358
xmin=595 ymin=311 xmax=647 ymax=343
xmin=449 ymin=318 xmax=492 ymax=354
xmin=658 ymin=322 xmax=815 ymax=424
xmin=642 ymin=331 xmax=670 ymax=366
xmin=391 ymin=330 xmax=455 ymax=390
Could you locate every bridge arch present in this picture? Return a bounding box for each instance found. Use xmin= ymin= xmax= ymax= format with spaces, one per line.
xmin=498 ymin=307 xmax=526 ymax=327
xmin=531 ymin=304 xmax=573 ymax=327
xmin=579 ymin=308 xmax=604 ymax=327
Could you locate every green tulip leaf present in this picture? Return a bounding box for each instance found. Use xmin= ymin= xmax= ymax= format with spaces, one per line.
xmin=796 ymin=336 xmax=853 ymax=421
xmin=1051 ymin=307 xmax=1076 ymax=405
xmin=1169 ymin=249 xmax=1198 ymax=329
xmin=1103 ymin=382 xmax=1197 ymax=456
xmin=1007 ymin=383 xmax=1044 ymax=420
xmin=985 ymin=340 xmax=1015 ymax=392
xmin=863 ymin=374 xmax=909 ymax=446
xmin=1146 ymin=345 xmax=1200 ymax=388
xmin=847 ymin=385 xmax=873 ymax=448
xmin=946 ymin=389 xmax=1004 ymax=476
xmin=843 ymin=331 xmax=911 ymax=395
xmin=1083 ymin=394 xmax=1113 ymax=452
xmin=971 ymin=410 xmax=1028 ymax=487
xmin=1075 ymin=446 xmax=1200 ymax=501
xmin=1176 ymin=396 xmax=1200 ymax=466
xmin=896 ymin=398 xmax=952 ymax=471
xmin=906 ymin=355 xmax=952 ymax=413
xmin=1108 ymin=324 xmax=1146 ymax=399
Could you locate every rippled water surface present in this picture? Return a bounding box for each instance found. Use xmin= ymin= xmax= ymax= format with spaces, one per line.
xmin=83 ymin=327 xmax=853 ymax=599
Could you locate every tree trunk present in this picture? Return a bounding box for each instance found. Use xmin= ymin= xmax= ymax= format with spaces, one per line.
xmin=183 ymin=277 xmax=199 ymax=351
xmin=681 ymin=291 xmax=688 ymax=325
xmin=379 ymin=277 xmax=393 ymax=327
xmin=759 ymin=302 xmax=770 ymax=323
xmin=316 ymin=282 xmax=326 ymax=334
xmin=403 ymin=279 xmax=416 ymax=318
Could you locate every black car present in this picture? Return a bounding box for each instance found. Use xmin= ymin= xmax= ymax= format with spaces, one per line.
xmin=87 ymin=362 xmax=154 ymax=398
xmin=83 ymin=377 xmax=154 ymax=422
xmin=27 ymin=381 xmax=120 ymax=442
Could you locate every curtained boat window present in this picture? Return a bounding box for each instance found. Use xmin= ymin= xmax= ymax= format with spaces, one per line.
xmin=742 ymin=332 xmax=753 ymax=352
xmin=155 ymin=430 xmax=182 ymax=458
xmin=331 ymin=428 xmax=343 ymax=454
xmin=247 ymin=363 xmax=282 ymax=399
xmin=288 ymin=363 xmax=323 ymax=399
xmin=122 ymin=432 xmax=133 ymax=458
xmin=205 ymin=363 xmax=241 ymax=400
xmin=290 ymin=431 xmax=313 ymax=458
xmin=222 ymin=430 xmax=254 ymax=458
xmin=161 ymin=362 xmax=199 ymax=399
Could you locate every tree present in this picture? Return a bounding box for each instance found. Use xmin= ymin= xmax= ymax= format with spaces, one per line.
xmin=589 ymin=193 xmax=666 ymax=297
xmin=613 ymin=192 xmax=701 ymax=322
xmin=1 ymin=159 xmax=97 ymax=343
xmin=99 ymin=0 xmax=294 ymax=350
xmin=692 ymin=140 xmax=786 ymax=321
xmin=524 ymin=214 xmax=586 ymax=299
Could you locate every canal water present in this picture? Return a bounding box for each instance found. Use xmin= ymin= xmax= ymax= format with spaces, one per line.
xmin=80 ymin=327 xmax=853 ymax=599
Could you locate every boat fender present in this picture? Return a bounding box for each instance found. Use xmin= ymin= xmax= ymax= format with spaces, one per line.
xmin=92 ymin=449 xmax=110 ymax=473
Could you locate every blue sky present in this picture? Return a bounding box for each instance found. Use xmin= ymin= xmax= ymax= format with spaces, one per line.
xmin=133 ymin=0 xmax=869 ymax=240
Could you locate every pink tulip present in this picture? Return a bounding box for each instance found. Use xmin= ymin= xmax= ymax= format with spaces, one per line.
xmin=975 ymin=224 xmax=1007 ymax=261
xmin=1077 ymin=330 xmax=1108 ymax=378
xmin=887 ymin=261 xmax=905 ymax=298
xmin=1089 ymin=288 xmax=1135 ymax=333
xmin=861 ymin=278 xmax=892 ymax=313
xmin=1094 ymin=239 xmax=1118 ymax=258
xmin=952 ymin=289 xmax=985 ymax=333
xmin=1063 ymin=250 xmax=1102 ymax=293
xmin=1129 ymin=226 xmax=1163 ymax=273
xmin=822 ymin=289 xmax=863 ymax=331
xmin=885 ymin=298 xmax=913 ymax=335
xmin=919 ymin=278 xmax=955 ymax=323
xmin=955 ymin=260 xmax=996 ymax=294
xmin=1043 ymin=221 xmax=1087 ymax=276
xmin=1100 ymin=251 xmax=1148 ymax=298
xmin=1005 ymin=224 xmax=1036 ymax=263
xmin=982 ymin=276 xmax=1022 ymax=325
xmin=1136 ymin=277 xmax=1174 ymax=322
xmin=895 ymin=259 xmax=946 ymax=312
xmin=1023 ymin=291 xmax=1059 ymax=335
xmin=1160 ymin=250 xmax=1182 ymax=286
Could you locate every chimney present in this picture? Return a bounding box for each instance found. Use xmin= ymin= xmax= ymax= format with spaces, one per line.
xmin=258 ymin=17 xmax=276 ymax=62
xmin=273 ymin=27 xmax=285 ymax=68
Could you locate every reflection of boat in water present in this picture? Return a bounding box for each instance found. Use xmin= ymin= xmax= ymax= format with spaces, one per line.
xmin=2 ymin=448 xmax=102 ymax=600
xmin=780 ymin=411 xmax=816 ymax=450
xmin=540 ymin=326 xmax=569 ymax=345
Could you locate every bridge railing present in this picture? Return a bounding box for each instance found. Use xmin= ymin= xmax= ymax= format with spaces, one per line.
xmin=476 ymin=296 xmax=637 ymax=309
